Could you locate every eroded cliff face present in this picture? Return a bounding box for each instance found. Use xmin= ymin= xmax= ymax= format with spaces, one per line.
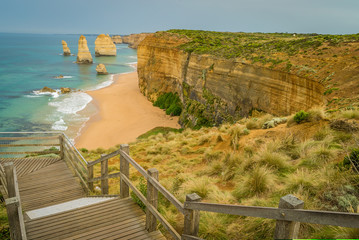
xmin=111 ymin=35 xmax=123 ymax=44
xmin=95 ymin=34 xmax=116 ymax=56
xmin=123 ymin=33 xmax=152 ymax=49
xmin=138 ymin=34 xmax=325 ymax=127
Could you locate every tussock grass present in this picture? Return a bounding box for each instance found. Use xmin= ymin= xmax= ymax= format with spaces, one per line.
xmin=340 ymin=109 xmax=359 ymax=120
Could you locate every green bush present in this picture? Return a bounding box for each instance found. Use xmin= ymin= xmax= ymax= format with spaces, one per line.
xmin=130 ymin=177 xmax=147 ymax=211
xmin=154 ymin=92 xmax=182 ymax=116
xmin=339 ymin=149 xmax=359 ymax=171
xmin=293 ymin=110 xmax=309 ymax=123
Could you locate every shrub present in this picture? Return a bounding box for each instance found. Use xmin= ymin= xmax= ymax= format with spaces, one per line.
xmin=131 ymin=177 xmax=147 ymax=211
xmin=154 ymin=92 xmax=182 ymax=116
xmin=293 ymin=110 xmax=309 ymax=123
xmin=340 ymin=149 xmax=359 ymax=171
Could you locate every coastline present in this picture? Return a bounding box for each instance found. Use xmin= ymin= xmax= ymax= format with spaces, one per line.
xmin=75 ymin=69 xmax=180 ymax=150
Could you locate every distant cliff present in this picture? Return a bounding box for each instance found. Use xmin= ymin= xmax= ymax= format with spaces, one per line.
xmin=122 ymin=33 xmax=151 ymax=49
xmin=138 ymin=31 xmax=359 ymax=128
xmin=111 ymin=35 xmax=123 ymax=44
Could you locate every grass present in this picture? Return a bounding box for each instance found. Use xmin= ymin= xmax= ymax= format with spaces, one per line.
xmin=79 ymin=107 xmax=359 ymax=239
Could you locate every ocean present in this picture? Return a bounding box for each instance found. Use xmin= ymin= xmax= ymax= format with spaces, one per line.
xmin=0 ymin=33 xmax=137 ymax=141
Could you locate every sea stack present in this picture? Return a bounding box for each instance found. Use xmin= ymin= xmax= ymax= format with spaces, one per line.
xmin=96 ymin=64 xmax=108 ymax=74
xmin=76 ymin=35 xmax=93 ymax=64
xmin=111 ymin=35 xmax=122 ymax=44
xmin=62 ymin=40 xmax=71 ymax=56
xmin=95 ymin=34 xmax=117 ymax=56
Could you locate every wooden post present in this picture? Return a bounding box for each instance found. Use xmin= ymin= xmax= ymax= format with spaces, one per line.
xmin=4 ymin=163 xmax=22 ymax=240
xmin=87 ymin=165 xmax=94 ymax=192
xmin=101 ymin=154 xmax=108 ymax=195
xmin=146 ymin=168 xmax=159 ymax=232
xmin=183 ymin=193 xmax=201 ymax=237
xmin=120 ymin=144 xmax=129 ymax=198
xmin=58 ymin=134 xmax=64 ymax=159
xmin=274 ymin=194 xmax=304 ymax=239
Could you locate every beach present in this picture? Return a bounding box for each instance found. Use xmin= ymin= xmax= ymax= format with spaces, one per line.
xmin=75 ymin=71 xmax=180 ymax=150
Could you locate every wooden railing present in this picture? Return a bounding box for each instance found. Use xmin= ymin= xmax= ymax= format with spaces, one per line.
xmin=87 ymin=144 xmax=359 ymax=240
xmin=1 ymin=163 xmax=27 ymax=240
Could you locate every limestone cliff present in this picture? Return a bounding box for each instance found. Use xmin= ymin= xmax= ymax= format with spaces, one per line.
xmin=138 ymin=33 xmax=326 ymax=127
xmin=111 ymin=35 xmax=123 ymax=44
xmin=122 ymin=33 xmax=151 ymax=49
xmin=62 ymin=40 xmax=71 ymax=56
xmin=76 ymin=35 xmax=93 ymax=64
xmin=95 ymin=34 xmax=116 ymax=56
xmin=96 ymin=64 xmax=108 ymax=74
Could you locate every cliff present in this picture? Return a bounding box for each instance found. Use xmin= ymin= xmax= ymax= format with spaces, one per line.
xmin=122 ymin=33 xmax=151 ymax=48
xmin=61 ymin=40 xmax=71 ymax=56
xmin=111 ymin=35 xmax=123 ymax=44
xmin=95 ymin=34 xmax=117 ymax=56
xmin=76 ymin=35 xmax=93 ymax=64
xmin=138 ymin=31 xmax=359 ymax=128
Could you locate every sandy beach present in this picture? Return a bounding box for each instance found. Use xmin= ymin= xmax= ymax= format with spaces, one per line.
xmin=75 ymin=71 xmax=180 ymax=150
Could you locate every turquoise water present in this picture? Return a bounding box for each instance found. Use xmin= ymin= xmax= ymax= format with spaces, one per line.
xmin=0 ymin=33 xmax=137 ymax=139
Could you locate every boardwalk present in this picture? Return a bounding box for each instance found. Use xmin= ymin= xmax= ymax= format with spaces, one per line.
xmin=0 ymin=156 xmax=165 ymax=240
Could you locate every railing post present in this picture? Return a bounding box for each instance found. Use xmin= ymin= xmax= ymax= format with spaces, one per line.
xmin=120 ymin=144 xmax=130 ymax=198
xmin=183 ymin=193 xmax=201 ymax=237
xmin=274 ymin=194 xmax=304 ymax=239
xmin=100 ymin=154 xmax=109 ymax=195
xmin=87 ymin=165 xmax=94 ymax=192
xmin=4 ymin=163 xmax=22 ymax=240
xmin=146 ymin=168 xmax=159 ymax=232
xmin=58 ymin=134 xmax=64 ymax=159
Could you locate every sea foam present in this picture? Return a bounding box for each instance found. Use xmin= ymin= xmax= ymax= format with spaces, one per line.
xmin=48 ymin=92 xmax=92 ymax=114
xmin=32 ymin=89 xmax=61 ymax=98
xmin=52 ymin=118 xmax=68 ymax=131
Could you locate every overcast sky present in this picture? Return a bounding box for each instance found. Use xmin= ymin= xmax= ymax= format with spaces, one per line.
xmin=1 ymin=0 xmax=358 ymax=35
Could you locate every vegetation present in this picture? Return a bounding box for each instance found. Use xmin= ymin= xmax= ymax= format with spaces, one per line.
xmin=293 ymin=110 xmax=309 ymax=123
xmin=81 ymin=107 xmax=359 ymax=239
xmin=153 ymin=92 xmax=182 ymax=116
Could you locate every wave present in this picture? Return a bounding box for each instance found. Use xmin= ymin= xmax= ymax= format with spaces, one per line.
xmin=32 ymin=89 xmax=61 ymax=98
xmin=128 ymin=56 xmax=137 ymax=59
xmin=48 ymin=92 xmax=92 ymax=114
xmin=88 ymin=74 xmax=114 ymax=91
xmin=51 ymin=118 xmax=68 ymax=131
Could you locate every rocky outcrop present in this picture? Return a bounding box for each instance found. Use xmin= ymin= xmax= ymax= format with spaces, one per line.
xmin=96 ymin=64 xmax=108 ymax=74
xmin=95 ymin=34 xmax=116 ymax=56
xmin=62 ymin=40 xmax=71 ymax=56
xmin=40 ymin=87 xmax=56 ymax=93
xmin=111 ymin=35 xmax=123 ymax=44
xmin=137 ymin=33 xmax=325 ymax=127
xmin=122 ymin=33 xmax=151 ymax=49
xmin=60 ymin=87 xmax=71 ymax=94
xmin=54 ymin=75 xmax=64 ymax=79
xmin=76 ymin=35 xmax=93 ymax=64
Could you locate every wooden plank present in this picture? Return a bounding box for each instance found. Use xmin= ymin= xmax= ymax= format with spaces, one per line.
xmin=120 ymin=172 xmax=181 ymax=240
xmin=63 ymin=151 xmax=89 ymax=193
xmin=88 ymin=171 xmax=121 ymax=182
xmin=0 ymin=144 xmax=60 ymax=147
xmin=120 ymin=144 xmax=130 ymax=198
xmin=87 ymin=148 xmax=121 ymax=167
xmin=0 ymin=151 xmax=60 ymax=155
xmin=63 ymin=144 xmax=87 ymax=174
xmin=0 ymin=136 xmax=59 ymax=140
xmin=120 ymin=149 xmax=148 ymax=177
xmin=63 ymin=140 xmax=87 ymax=169
xmin=185 ymin=202 xmax=359 ymax=228
xmin=146 ymin=168 xmax=159 ymax=232
xmin=61 ymin=134 xmax=88 ymax=165
xmin=101 ymin=158 xmax=108 ymax=194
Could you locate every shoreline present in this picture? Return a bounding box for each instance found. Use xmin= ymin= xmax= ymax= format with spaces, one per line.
xmin=75 ymin=70 xmax=180 ymax=150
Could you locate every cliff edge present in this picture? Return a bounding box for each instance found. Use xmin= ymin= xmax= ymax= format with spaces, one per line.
xmin=138 ymin=30 xmax=359 ymax=128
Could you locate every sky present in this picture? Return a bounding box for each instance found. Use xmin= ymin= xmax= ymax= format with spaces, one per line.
xmin=1 ymin=0 xmax=358 ymax=35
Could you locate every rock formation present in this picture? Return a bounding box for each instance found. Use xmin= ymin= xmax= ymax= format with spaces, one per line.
xmin=54 ymin=75 xmax=64 ymax=79
xmin=60 ymin=87 xmax=71 ymax=94
xmin=111 ymin=35 xmax=123 ymax=44
xmin=76 ymin=35 xmax=93 ymax=64
xmin=62 ymin=40 xmax=71 ymax=56
xmin=96 ymin=64 xmax=108 ymax=75
xmin=122 ymin=33 xmax=151 ymax=49
xmin=137 ymin=33 xmax=325 ymax=127
xmin=95 ymin=34 xmax=116 ymax=56
xmin=40 ymin=87 xmax=56 ymax=93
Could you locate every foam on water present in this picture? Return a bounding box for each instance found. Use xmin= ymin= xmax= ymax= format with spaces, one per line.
xmin=52 ymin=118 xmax=68 ymax=131
xmin=32 ymin=89 xmax=61 ymax=98
xmin=62 ymin=76 xmax=73 ymax=79
xmin=48 ymin=92 xmax=92 ymax=114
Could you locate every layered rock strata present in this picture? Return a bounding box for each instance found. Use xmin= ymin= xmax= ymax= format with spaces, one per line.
xmin=96 ymin=64 xmax=108 ymax=74
xmin=122 ymin=33 xmax=151 ymax=49
xmin=95 ymin=34 xmax=116 ymax=56
xmin=111 ymin=35 xmax=123 ymax=44
xmin=76 ymin=35 xmax=93 ymax=64
xmin=62 ymin=40 xmax=71 ymax=56
xmin=137 ymin=34 xmax=325 ymax=127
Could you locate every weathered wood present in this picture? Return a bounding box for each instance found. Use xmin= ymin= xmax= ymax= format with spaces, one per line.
xmin=146 ymin=168 xmax=159 ymax=232
xmin=59 ymin=135 xmax=64 ymax=159
xmin=120 ymin=172 xmax=181 ymax=240
xmin=87 ymin=149 xmax=121 ymax=167
xmin=183 ymin=193 xmax=201 ymax=237
xmin=87 ymin=165 xmax=94 ymax=191
xmin=5 ymin=198 xmax=22 ymax=240
xmin=0 ymin=143 xmax=60 ymax=147
xmin=0 ymin=150 xmax=60 ymax=155
xmin=63 ymin=140 xmax=87 ymax=169
xmin=147 ymin=175 xmax=185 ymax=214
xmin=274 ymin=194 xmax=304 ymax=239
xmin=120 ymin=144 xmax=130 ymax=198
xmin=4 ymin=163 xmax=15 ymax=198
xmin=101 ymin=154 xmax=109 ymax=195
xmin=88 ymin=171 xmax=122 ymax=182
xmin=63 ymin=151 xmax=90 ymax=193
xmin=0 ymin=136 xmax=59 ymax=140
xmin=181 ymin=234 xmax=205 ymax=240
xmin=120 ymin=148 xmax=148 ymax=177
